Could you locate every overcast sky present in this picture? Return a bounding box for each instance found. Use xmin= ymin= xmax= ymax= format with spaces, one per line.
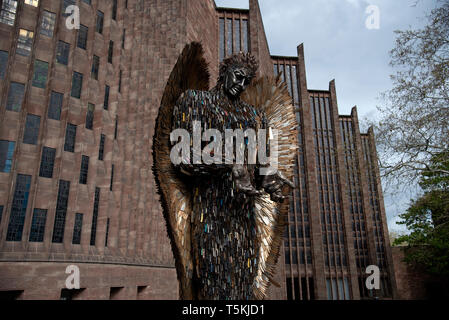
xmin=215 ymin=0 xmax=438 ymax=233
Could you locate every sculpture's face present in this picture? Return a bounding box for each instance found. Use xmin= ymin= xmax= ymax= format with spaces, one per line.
xmin=223 ymin=66 xmax=251 ymax=99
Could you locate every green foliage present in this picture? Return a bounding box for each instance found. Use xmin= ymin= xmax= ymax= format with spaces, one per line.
xmin=395 ymin=150 xmax=449 ymax=276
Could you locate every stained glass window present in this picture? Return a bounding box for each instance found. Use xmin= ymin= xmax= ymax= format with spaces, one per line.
xmin=0 ymin=140 xmax=15 ymax=173
xmin=79 ymin=155 xmax=89 ymax=184
xmin=6 ymin=82 xmax=25 ymax=112
xmin=71 ymin=71 xmax=83 ymax=98
xmin=23 ymin=114 xmax=40 ymax=145
xmin=32 ymin=60 xmax=49 ymax=88
xmin=86 ymin=103 xmax=94 ymax=130
xmin=72 ymin=213 xmax=83 ymax=244
xmin=77 ymin=25 xmax=88 ymax=50
xmin=16 ymin=29 xmax=34 ymax=56
xmin=64 ymin=123 xmax=76 ymax=152
xmin=0 ymin=50 xmax=8 ymax=79
xmin=6 ymin=174 xmax=31 ymax=241
xmin=56 ymin=41 xmax=70 ymax=65
xmin=90 ymin=187 xmax=100 ymax=245
xmin=29 ymin=208 xmax=47 ymax=242
xmin=39 ymin=146 xmax=56 ymax=178
xmin=48 ymin=91 xmax=63 ymax=120
xmin=0 ymin=0 xmax=18 ymax=26
xmin=40 ymin=10 xmax=56 ymax=37
xmin=52 ymin=180 xmax=70 ymax=243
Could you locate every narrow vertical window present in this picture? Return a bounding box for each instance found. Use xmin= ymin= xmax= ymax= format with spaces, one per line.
xmin=103 ymin=85 xmax=110 ymax=109
xmin=79 ymin=155 xmax=89 ymax=184
xmin=0 ymin=50 xmax=8 ymax=79
xmin=0 ymin=140 xmax=15 ymax=173
xmin=0 ymin=0 xmax=18 ymax=26
xmin=219 ymin=18 xmax=225 ymax=62
xmin=0 ymin=205 xmax=3 ymax=224
xmin=98 ymin=134 xmax=105 ymax=160
xmin=91 ymin=55 xmax=99 ymax=80
xmin=226 ymin=18 xmax=232 ymax=57
xmin=17 ymin=29 xmax=34 ymax=56
xmin=77 ymin=25 xmax=88 ymax=50
xmin=52 ymin=180 xmax=70 ymax=243
xmin=108 ymin=41 xmax=113 ymax=64
xmin=242 ymin=19 xmax=248 ymax=52
xmin=71 ymin=71 xmax=83 ymax=99
xmin=90 ymin=187 xmax=100 ymax=246
xmin=72 ymin=213 xmax=83 ymax=244
xmin=110 ymin=164 xmax=114 ymax=191
xmin=29 ymin=208 xmax=47 ymax=242
xmin=48 ymin=91 xmax=63 ymax=120
xmin=273 ymin=64 xmax=278 ymax=76
xmin=285 ymin=64 xmax=292 ymax=97
xmin=234 ymin=19 xmax=240 ymax=53
xmin=32 ymin=60 xmax=49 ymax=88
xmin=96 ymin=11 xmax=104 ymax=34
xmin=23 ymin=114 xmax=41 ymax=145
xmin=122 ymin=30 xmax=125 ymax=49
xmin=292 ymin=65 xmax=299 ymax=105
xmin=40 ymin=10 xmax=56 ymax=37
xmin=64 ymin=123 xmax=77 ymax=152
xmin=118 ymin=70 xmax=122 ymax=93
xmin=6 ymin=82 xmax=25 ymax=112
xmin=105 ymin=217 xmax=110 ymax=247
xmin=6 ymin=174 xmax=32 ymax=241
xmin=39 ymin=146 xmax=56 ymax=178
xmin=86 ymin=103 xmax=94 ymax=130
xmin=56 ymin=41 xmax=70 ymax=65
xmin=114 ymin=117 xmax=118 ymax=140
xmin=112 ymin=0 xmax=117 ymax=20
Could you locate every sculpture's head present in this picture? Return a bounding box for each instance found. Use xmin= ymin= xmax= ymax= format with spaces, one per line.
xmin=218 ymin=52 xmax=258 ymax=99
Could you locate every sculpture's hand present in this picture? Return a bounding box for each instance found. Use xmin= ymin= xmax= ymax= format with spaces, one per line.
xmin=262 ymin=170 xmax=295 ymax=203
xmin=232 ymin=165 xmax=262 ymax=196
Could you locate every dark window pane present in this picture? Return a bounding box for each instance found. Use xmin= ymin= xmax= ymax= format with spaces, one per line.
xmin=64 ymin=123 xmax=76 ymax=152
xmin=0 ymin=0 xmax=18 ymax=26
xmin=112 ymin=0 xmax=117 ymax=20
xmin=81 ymin=0 xmax=91 ymax=4
xmin=86 ymin=103 xmax=94 ymax=130
xmin=52 ymin=180 xmax=70 ymax=243
xmin=108 ymin=41 xmax=113 ymax=64
xmin=23 ymin=114 xmax=40 ymax=145
xmin=40 ymin=10 xmax=55 ymax=37
xmin=6 ymin=82 xmax=25 ymax=112
xmin=105 ymin=217 xmax=110 ymax=246
xmin=17 ymin=29 xmax=34 ymax=56
xmin=91 ymin=55 xmax=99 ymax=80
xmin=114 ymin=117 xmax=118 ymax=140
xmin=0 ymin=205 xmax=3 ymax=224
xmin=0 ymin=50 xmax=8 ymax=79
xmin=103 ymin=85 xmax=110 ymax=109
xmin=29 ymin=208 xmax=47 ymax=242
xmin=77 ymin=24 xmax=88 ymax=50
xmin=39 ymin=146 xmax=56 ymax=178
xmin=96 ymin=10 xmax=104 ymax=34
xmin=48 ymin=91 xmax=63 ymax=120
xmin=110 ymin=164 xmax=114 ymax=191
xmin=56 ymin=41 xmax=70 ymax=65
xmin=0 ymin=140 xmax=15 ymax=173
xmin=6 ymin=174 xmax=32 ymax=241
xmin=62 ymin=0 xmax=75 ymax=16
xmin=72 ymin=213 xmax=83 ymax=244
xmin=90 ymin=187 xmax=100 ymax=245
xmin=79 ymin=155 xmax=89 ymax=184
xmin=32 ymin=60 xmax=49 ymax=88
xmin=122 ymin=29 xmax=125 ymax=49
xmin=118 ymin=70 xmax=122 ymax=93
xmin=71 ymin=71 xmax=83 ymax=99
xmin=98 ymin=134 xmax=105 ymax=160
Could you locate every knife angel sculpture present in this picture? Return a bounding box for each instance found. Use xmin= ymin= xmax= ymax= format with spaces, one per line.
xmin=153 ymin=42 xmax=298 ymax=300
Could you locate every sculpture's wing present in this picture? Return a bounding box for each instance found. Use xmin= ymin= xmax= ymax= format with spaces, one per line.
xmin=241 ymin=76 xmax=298 ymax=299
xmin=152 ymin=42 xmax=209 ymax=299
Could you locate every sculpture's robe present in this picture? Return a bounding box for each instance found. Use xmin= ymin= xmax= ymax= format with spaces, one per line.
xmin=172 ymin=87 xmax=266 ymax=299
